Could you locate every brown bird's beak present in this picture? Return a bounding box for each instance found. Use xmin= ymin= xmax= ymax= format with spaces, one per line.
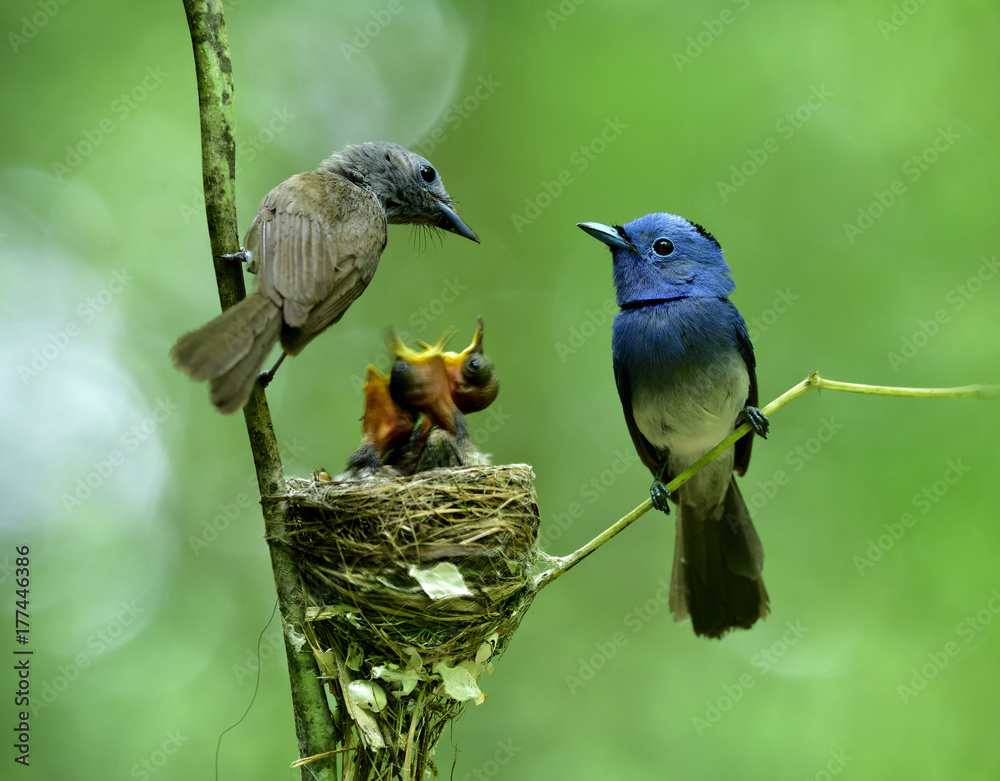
xmin=437 ymin=201 xmax=480 ymax=243
xmin=459 ymin=316 xmax=485 ymax=355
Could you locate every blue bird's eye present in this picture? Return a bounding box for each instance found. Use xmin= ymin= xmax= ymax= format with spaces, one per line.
xmin=652 ymin=238 xmax=674 ymax=257
xmin=419 ymin=164 xmax=437 ymax=183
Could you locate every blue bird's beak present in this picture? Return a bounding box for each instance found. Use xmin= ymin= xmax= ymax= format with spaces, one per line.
xmin=577 ymin=221 xmax=636 ymax=253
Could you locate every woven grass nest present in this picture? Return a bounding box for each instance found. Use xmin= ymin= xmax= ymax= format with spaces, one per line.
xmin=272 ymin=463 xmax=540 ymax=779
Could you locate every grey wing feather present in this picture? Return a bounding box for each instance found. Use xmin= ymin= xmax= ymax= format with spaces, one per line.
xmin=246 ymin=174 xmax=386 ymax=335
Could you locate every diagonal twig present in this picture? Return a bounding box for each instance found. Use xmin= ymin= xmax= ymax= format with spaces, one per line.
xmin=533 ymin=372 xmax=1000 ymax=591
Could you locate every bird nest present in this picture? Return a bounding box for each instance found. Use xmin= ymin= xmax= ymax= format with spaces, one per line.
xmin=269 ymin=463 xmax=540 ymax=780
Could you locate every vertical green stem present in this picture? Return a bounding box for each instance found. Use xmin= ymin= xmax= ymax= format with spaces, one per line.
xmin=180 ymin=1 xmax=337 ymax=777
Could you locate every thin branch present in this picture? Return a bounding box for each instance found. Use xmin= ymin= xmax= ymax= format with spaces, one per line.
xmin=181 ymin=1 xmax=337 ymax=777
xmin=533 ymin=372 xmax=1000 ymax=591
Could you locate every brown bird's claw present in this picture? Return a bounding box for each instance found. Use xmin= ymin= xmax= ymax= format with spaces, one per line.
xmin=257 ymin=351 xmax=287 ymax=389
xmin=215 ymin=247 xmax=251 ymax=263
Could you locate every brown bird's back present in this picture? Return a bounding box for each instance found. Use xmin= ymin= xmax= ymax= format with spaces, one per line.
xmin=247 ymin=171 xmax=387 ymax=353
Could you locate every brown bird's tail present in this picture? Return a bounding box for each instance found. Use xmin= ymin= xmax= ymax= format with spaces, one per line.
xmin=670 ymin=478 xmax=769 ymax=638
xmin=170 ymin=291 xmax=282 ymax=414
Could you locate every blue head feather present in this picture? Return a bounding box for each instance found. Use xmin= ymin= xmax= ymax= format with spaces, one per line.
xmin=600 ymin=213 xmax=735 ymax=306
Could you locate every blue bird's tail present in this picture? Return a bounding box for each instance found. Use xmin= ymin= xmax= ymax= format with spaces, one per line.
xmin=670 ymin=478 xmax=769 ymax=638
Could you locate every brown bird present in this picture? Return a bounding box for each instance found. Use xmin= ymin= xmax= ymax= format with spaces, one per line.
xmin=171 ymin=142 xmax=479 ymax=414
xmin=345 ymin=365 xmax=416 ymax=473
xmin=359 ymin=365 xmax=416 ymax=457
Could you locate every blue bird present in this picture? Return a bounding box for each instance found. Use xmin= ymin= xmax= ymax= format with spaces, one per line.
xmin=578 ymin=213 xmax=770 ymax=638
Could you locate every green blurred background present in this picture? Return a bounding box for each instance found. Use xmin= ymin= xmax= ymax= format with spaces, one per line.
xmin=2 ymin=1 xmax=999 ymax=778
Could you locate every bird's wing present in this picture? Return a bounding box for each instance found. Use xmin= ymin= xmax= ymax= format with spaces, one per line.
xmin=613 ymin=358 xmax=665 ymax=477
xmin=245 ymin=172 xmax=387 ymax=333
xmin=731 ymin=307 xmax=758 ymax=477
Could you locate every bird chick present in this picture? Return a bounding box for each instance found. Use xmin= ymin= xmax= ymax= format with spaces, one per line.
xmin=345 ymin=365 xmax=417 ymax=474
xmin=386 ymin=319 xmax=499 ymax=471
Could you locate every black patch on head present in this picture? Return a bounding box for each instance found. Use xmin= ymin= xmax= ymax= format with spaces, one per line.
xmin=614 ymin=224 xmax=630 ymax=243
xmin=690 ymin=221 xmax=720 ymax=249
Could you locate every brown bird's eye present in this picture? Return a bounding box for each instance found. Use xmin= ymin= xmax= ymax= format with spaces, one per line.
xmin=463 ymin=355 xmax=491 ymax=384
xmin=419 ymin=164 xmax=437 ymax=183
xmin=652 ymin=237 xmax=675 ymax=257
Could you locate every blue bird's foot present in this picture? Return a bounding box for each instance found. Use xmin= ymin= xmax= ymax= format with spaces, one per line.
xmin=650 ymin=480 xmax=672 ymax=514
xmin=741 ymin=405 xmax=769 ymax=439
